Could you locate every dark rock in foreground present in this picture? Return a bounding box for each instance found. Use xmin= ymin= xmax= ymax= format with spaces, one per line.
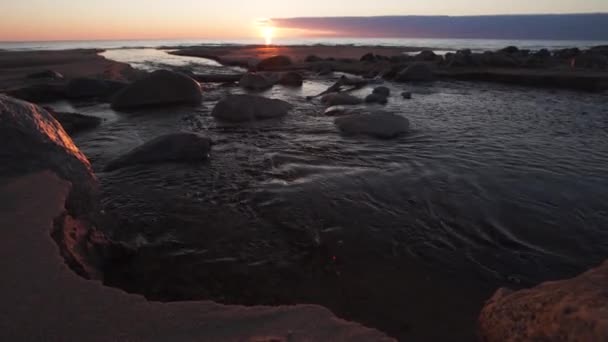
xmin=111 ymin=70 xmax=202 ymax=110
xmin=372 ymin=86 xmax=391 ymax=97
xmin=278 ymin=71 xmax=304 ymax=87
xmin=104 ymin=133 xmax=212 ymax=172
xmin=66 ymin=78 xmax=127 ymax=100
xmin=395 ymin=63 xmax=435 ymax=82
xmin=45 ymin=107 xmax=103 ymax=135
xmin=321 ymin=93 xmax=363 ymax=106
xmin=239 ymin=72 xmax=278 ymax=90
xmin=365 ymin=93 xmax=388 ymax=105
xmin=334 ymin=111 xmax=410 ymax=139
xmin=6 ymin=83 xmax=66 ymax=103
xmin=257 ymin=55 xmax=293 ymax=71
xmin=212 ymin=94 xmax=292 ymax=122
xmin=479 ymin=260 xmax=608 ymax=342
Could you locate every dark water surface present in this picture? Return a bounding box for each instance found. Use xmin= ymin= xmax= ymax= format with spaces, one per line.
xmin=51 ymin=50 xmax=608 ymax=341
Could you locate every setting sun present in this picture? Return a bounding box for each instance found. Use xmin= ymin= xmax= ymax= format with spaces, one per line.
xmin=262 ymin=26 xmax=274 ymax=45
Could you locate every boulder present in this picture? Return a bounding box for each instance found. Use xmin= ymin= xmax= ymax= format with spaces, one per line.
xmin=372 ymin=86 xmax=390 ymax=97
xmin=239 ymin=72 xmax=279 ymax=90
xmin=554 ymin=48 xmax=581 ymax=59
xmin=305 ymin=55 xmax=323 ymax=62
xmin=481 ymin=52 xmax=520 ymax=67
xmin=479 ymin=260 xmax=608 ymax=342
xmin=211 ymin=94 xmax=292 ymax=122
xmin=256 ymin=55 xmax=293 ymax=71
xmin=104 ymin=133 xmax=212 ymax=172
xmin=365 ymin=93 xmax=388 ymax=105
xmin=360 ymin=53 xmax=377 ymax=62
xmin=590 ymin=45 xmax=608 ymax=56
xmin=500 ymin=46 xmax=519 ymax=54
xmin=0 ymin=95 xmax=96 ymax=212
xmin=395 ymin=63 xmax=435 ymax=82
xmin=414 ymin=50 xmax=439 ymax=62
xmin=6 ymin=83 xmax=66 ymax=103
xmin=278 ymin=72 xmax=304 ymax=87
xmin=321 ymin=93 xmax=363 ymax=106
xmin=401 ymin=91 xmax=412 ymax=99
xmin=66 ymin=78 xmax=127 ymax=100
xmin=534 ymin=49 xmax=551 ymax=58
xmin=27 ymin=70 xmax=64 ymax=80
xmin=323 ymin=106 xmax=357 ymax=117
xmin=575 ymin=52 xmax=608 ymax=69
xmin=44 ymin=107 xmax=103 ymax=135
xmin=334 ymin=111 xmax=410 ymax=139
xmin=111 ymin=70 xmax=202 ymax=110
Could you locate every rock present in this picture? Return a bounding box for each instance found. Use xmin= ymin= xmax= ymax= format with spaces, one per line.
xmin=395 ymin=63 xmax=435 ymax=82
xmin=590 ymin=45 xmax=608 ymax=56
xmin=446 ymin=50 xmax=478 ymax=67
xmin=321 ymin=93 xmax=363 ymax=106
xmin=360 ymin=53 xmax=377 ymax=62
xmin=66 ymin=78 xmax=127 ymax=100
xmin=414 ymin=50 xmax=439 ymax=62
xmin=111 ymin=70 xmax=202 ymax=110
xmin=278 ymin=72 xmax=303 ymax=87
xmin=401 ymin=91 xmax=412 ymax=99
xmin=256 ymin=55 xmax=293 ymax=71
xmin=239 ymin=72 xmax=278 ymax=90
xmin=305 ymin=55 xmax=323 ymax=62
xmin=365 ymin=93 xmax=388 ymax=105
xmin=211 ymin=94 xmax=292 ymax=122
xmin=372 ymin=86 xmax=390 ymax=97
xmin=323 ymin=106 xmax=357 ymax=117
xmin=479 ymin=260 xmax=608 ymax=342
xmin=534 ymin=49 xmax=551 ymax=58
xmin=27 ymin=70 xmax=64 ymax=80
xmin=481 ymin=52 xmax=520 ymax=67
xmin=334 ymin=111 xmax=410 ymax=139
xmin=44 ymin=108 xmax=103 ymax=135
xmin=500 ymin=46 xmax=519 ymax=54
xmin=554 ymin=48 xmax=581 ymax=59
xmin=575 ymin=52 xmax=608 ymax=69
xmin=104 ymin=133 xmax=212 ymax=172
xmin=6 ymin=83 xmax=66 ymax=103
xmin=0 ymin=95 xmax=96 ymax=213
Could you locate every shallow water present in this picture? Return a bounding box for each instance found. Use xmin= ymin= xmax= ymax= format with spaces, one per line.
xmin=51 ymin=49 xmax=608 ymax=341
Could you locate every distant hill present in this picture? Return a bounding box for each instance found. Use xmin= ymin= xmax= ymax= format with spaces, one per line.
xmin=273 ymin=14 xmax=608 ymax=40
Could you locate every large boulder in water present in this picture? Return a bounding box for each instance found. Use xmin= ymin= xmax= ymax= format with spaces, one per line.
xmin=44 ymin=107 xmax=102 ymax=135
xmin=278 ymin=71 xmax=304 ymax=86
xmin=0 ymin=95 xmax=96 ymax=212
xmin=256 ymin=55 xmax=293 ymax=70
xmin=211 ymin=94 xmax=292 ymax=122
xmin=111 ymin=70 xmax=202 ymax=110
xmin=479 ymin=260 xmax=608 ymax=342
xmin=104 ymin=133 xmax=212 ymax=172
xmin=334 ymin=111 xmax=410 ymax=139
xmin=395 ymin=63 xmax=435 ymax=82
xmin=239 ymin=72 xmax=278 ymax=90
xmin=321 ymin=93 xmax=363 ymax=106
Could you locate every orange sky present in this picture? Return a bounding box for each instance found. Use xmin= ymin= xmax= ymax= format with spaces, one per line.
xmin=1 ymin=0 xmax=607 ymax=41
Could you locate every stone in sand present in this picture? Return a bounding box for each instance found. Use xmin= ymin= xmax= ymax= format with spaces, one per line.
xmin=365 ymin=93 xmax=388 ymax=105
xmin=111 ymin=70 xmax=202 ymax=110
xmin=104 ymin=133 xmax=212 ymax=172
xmin=27 ymin=70 xmax=64 ymax=80
xmin=372 ymin=86 xmax=390 ymax=97
xmin=256 ymin=55 xmax=293 ymax=71
xmin=321 ymin=93 xmax=363 ymax=106
xmin=211 ymin=94 xmax=292 ymax=122
xmin=239 ymin=72 xmax=278 ymax=90
xmin=395 ymin=63 xmax=435 ymax=82
xmin=479 ymin=260 xmax=608 ymax=342
xmin=278 ymin=72 xmax=304 ymax=87
xmin=334 ymin=111 xmax=410 ymax=139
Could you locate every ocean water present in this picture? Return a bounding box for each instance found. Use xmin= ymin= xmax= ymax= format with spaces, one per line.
xmin=1 ymin=37 xmax=608 ymax=52
xmin=39 ymin=47 xmax=608 ymax=341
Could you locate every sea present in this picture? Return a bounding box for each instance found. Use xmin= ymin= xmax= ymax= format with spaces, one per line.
xmin=6 ymin=37 xmax=608 ymax=341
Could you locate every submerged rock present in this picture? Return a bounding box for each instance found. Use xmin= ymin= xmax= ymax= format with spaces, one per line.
xmin=334 ymin=111 xmax=410 ymax=139
xmin=111 ymin=70 xmax=202 ymax=110
xmin=44 ymin=107 xmax=102 ymax=135
xmin=479 ymin=260 xmax=608 ymax=342
xmin=256 ymin=55 xmax=293 ymax=71
xmin=395 ymin=63 xmax=435 ymax=82
xmin=211 ymin=94 xmax=292 ymax=122
xmin=321 ymin=93 xmax=363 ymax=106
xmin=104 ymin=133 xmax=212 ymax=172
xmin=239 ymin=72 xmax=278 ymax=90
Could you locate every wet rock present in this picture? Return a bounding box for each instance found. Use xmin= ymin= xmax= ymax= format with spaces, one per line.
xmin=360 ymin=53 xmax=377 ymax=62
xmin=211 ymin=94 xmax=292 ymax=122
xmin=534 ymin=49 xmax=551 ymax=58
xmin=479 ymin=260 xmax=608 ymax=342
xmin=111 ymin=70 xmax=202 ymax=110
xmin=401 ymin=91 xmax=412 ymax=99
xmin=321 ymin=93 xmax=363 ymax=106
xmin=590 ymin=45 xmax=608 ymax=56
xmin=365 ymin=93 xmax=388 ymax=105
xmin=305 ymin=55 xmax=323 ymax=62
xmin=554 ymin=48 xmax=581 ymax=59
xmin=323 ymin=106 xmax=357 ymax=117
xmin=239 ymin=72 xmax=278 ymax=90
xmin=414 ymin=50 xmax=440 ymax=62
xmin=257 ymin=55 xmax=293 ymax=71
xmin=104 ymin=133 xmax=212 ymax=172
xmin=372 ymin=86 xmax=390 ymax=97
xmin=395 ymin=63 xmax=435 ymax=82
xmin=44 ymin=107 xmax=102 ymax=135
xmin=66 ymin=78 xmax=127 ymax=100
xmin=446 ymin=50 xmax=478 ymax=67
xmin=317 ymin=64 xmax=334 ymax=76
xmin=500 ymin=46 xmax=519 ymax=54
xmin=334 ymin=111 xmax=410 ymax=139
xmin=0 ymin=95 xmax=96 ymax=211
xmin=481 ymin=52 xmax=520 ymax=67
xmin=27 ymin=70 xmax=64 ymax=80
xmin=575 ymin=52 xmax=608 ymax=69
xmin=6 ymin=83 xmax=66 ymax=103
xmin=278 ymin=71 xmax=304 ymax=87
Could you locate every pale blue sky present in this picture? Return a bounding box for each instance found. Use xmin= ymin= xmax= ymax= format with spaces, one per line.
xmin=1 ymin=0 xmax=607 ymax=40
